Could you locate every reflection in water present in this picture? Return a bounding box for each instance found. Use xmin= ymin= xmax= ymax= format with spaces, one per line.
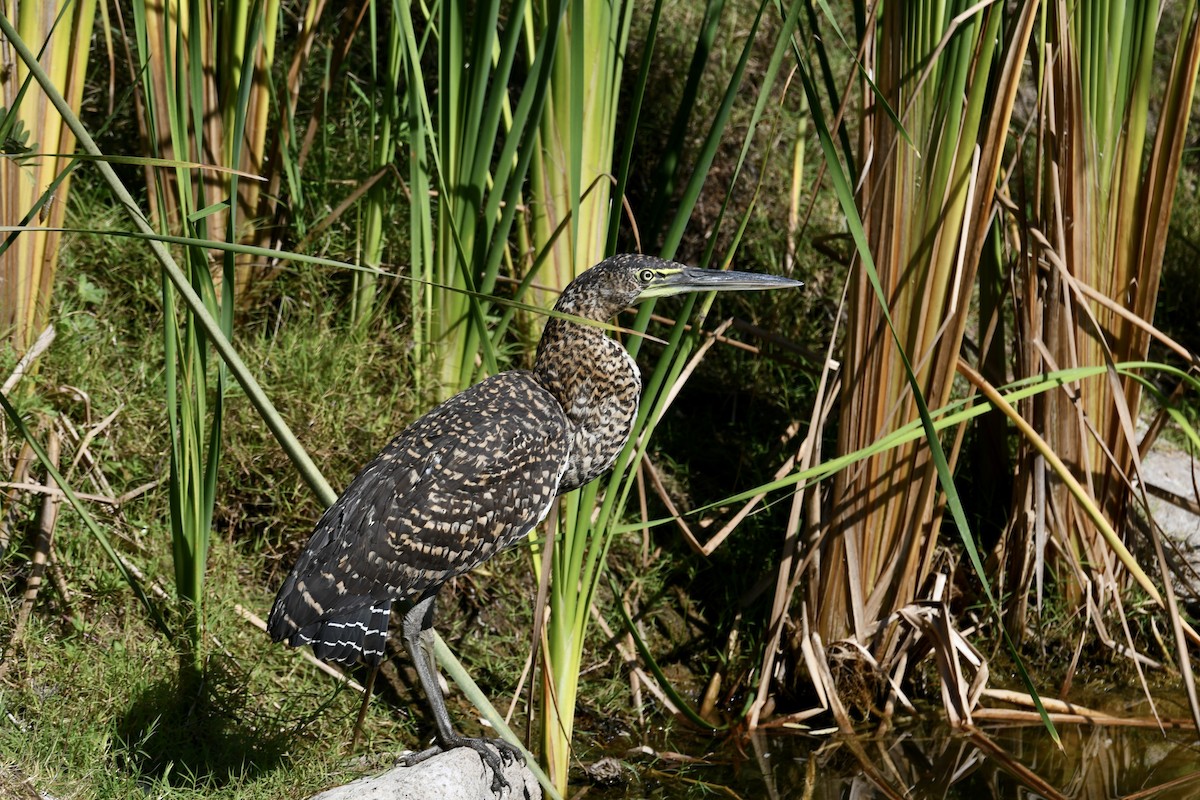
xmin=741 ymin=722 xmax=1200 ymax=799
xmin=609 ymin=718 xmax=1200 ymax=798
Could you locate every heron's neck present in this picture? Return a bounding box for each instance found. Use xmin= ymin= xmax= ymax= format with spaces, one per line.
xmin=533 ymin=316 xmax=621 ymax=407
xmin=533 ymin=316 xmax=641 ymax=491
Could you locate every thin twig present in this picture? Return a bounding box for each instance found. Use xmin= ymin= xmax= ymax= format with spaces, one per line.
xmin=66 ymin=403 xmax=122 ymax=479
xmin=0 ymin=443 xmax=35 ymax=554
xmin=590 ymin=605 xmax=678 ymax=720
xmin=0 ymin=483 xmax=120 ymax=505
xmin=971 ymin=707 xmax=1197 ymax=730
xmin=1144 ymin=480 xmax=1200 ymax=517
xmin=1 ymin=326 xmax=55 ymax=395
xmin=641 ymin=455 xmax=702 ymax=554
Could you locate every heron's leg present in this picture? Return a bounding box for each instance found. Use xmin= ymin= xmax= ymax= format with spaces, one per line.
xmin=398 ymin=593 xmax=523 ymax=792
xmin=402 ymin=594 xmax=459 ymax=745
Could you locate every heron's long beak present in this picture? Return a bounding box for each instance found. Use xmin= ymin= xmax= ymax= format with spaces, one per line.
xmin=639 ymin=266 xmax=803 ymax=300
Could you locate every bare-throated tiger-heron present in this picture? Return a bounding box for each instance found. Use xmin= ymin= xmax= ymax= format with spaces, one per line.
xmin=266 ymin=254 xmax=801 ymax=789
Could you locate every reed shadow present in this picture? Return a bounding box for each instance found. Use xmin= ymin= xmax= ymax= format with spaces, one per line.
xmin=114 ymin=656 xmax=288 ymax=789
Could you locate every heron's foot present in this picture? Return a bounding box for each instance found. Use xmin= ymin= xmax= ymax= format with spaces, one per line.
xmin=399 ymin=735 xmax=524 ymax=793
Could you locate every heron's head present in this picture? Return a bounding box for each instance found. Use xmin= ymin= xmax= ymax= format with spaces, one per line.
xmin=554 ymin=254 xmax=803 ymax=322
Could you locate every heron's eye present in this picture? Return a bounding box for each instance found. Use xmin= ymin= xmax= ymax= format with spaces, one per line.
xmin=638 ymin=268 xmax=655 ymax=284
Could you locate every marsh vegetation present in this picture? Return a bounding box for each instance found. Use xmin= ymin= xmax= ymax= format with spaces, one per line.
xmin=1 ymin=0 xmax=1199 ymax=797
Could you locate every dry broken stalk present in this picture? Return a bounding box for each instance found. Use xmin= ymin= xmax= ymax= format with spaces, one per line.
xmin=15 ymin=430 xmax=61 ymax=637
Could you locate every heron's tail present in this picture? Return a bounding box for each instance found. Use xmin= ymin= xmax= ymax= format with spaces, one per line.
xmin=267 ymin=592 xmax=392 ymax=667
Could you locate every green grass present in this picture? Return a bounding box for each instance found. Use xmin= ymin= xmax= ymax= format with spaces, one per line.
xmin=2 ymin=539 xmax=374 ymax=799
xmin=0 ymin=169 xmax=423 ymax=797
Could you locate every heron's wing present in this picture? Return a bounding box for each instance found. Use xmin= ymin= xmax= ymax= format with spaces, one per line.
xmin=266 ymin=371 xmax=569 ymax=664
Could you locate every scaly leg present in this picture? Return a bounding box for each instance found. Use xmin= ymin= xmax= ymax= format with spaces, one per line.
xmin=397 ymin=593 xmax=524 ymax=792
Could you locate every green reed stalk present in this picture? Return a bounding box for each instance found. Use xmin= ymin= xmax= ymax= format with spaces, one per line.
xmin=1029 ymin=0 xmax=1199 ymax=598
xmin=533 ymin=0 xmax=797 ymax=789
xmin=395 ymin=0 xmax=562 ymax=398
xmin=1023 ymin=0 xmax=1200 ymax=727
xmin=0 ymin=0 xmax=97 ymax=356
xmin=129 ymin=0 xmax=271 ymax=671
xmin=522 ymin=0 xmax=633 ymax=304
xmin=351 ymin=0 xmax=404 ymax=327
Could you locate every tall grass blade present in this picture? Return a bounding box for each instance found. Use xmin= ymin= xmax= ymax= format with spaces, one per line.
xmin=524 ymin=0 xmax=633 ymax=298
xmin=350 ymin=0 xmax=404 ymax=327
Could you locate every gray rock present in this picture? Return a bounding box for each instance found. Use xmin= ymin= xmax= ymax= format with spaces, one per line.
xmin=1143 ymin=445 xmax=1200 ymax=548
xmin=309 ymin=746 xmax=541 ymax=800
xmin=1136 ymin=439 xmax=1200 ymax=607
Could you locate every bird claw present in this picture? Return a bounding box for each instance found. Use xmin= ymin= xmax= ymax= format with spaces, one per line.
xmin=399 ymin=736 xmax=525 ymax=794
xmin=464 ymin=736 xmax=524 ymax=793
xmin=491 ymin=736 xmax=525 ymax=765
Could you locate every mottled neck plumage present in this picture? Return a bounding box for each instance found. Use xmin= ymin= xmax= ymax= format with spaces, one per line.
xmin=532 ymin=274 xmax=642 ymax=492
